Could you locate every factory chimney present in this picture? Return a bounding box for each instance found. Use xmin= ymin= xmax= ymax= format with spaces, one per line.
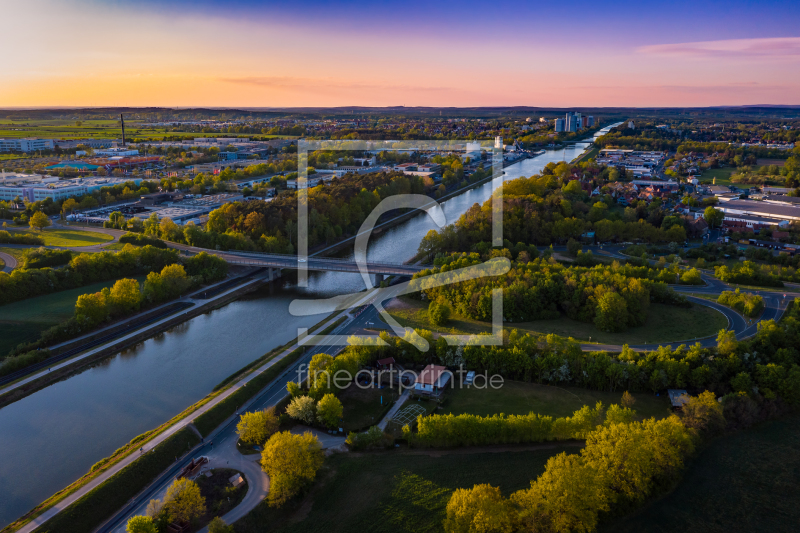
xmin=120 ymin=114 xmax=126 ymax=146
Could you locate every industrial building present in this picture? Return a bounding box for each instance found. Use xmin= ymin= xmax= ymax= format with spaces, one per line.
xmin=717 ymin=199 xmax=800 ymax=225
xmin=0 ymin=174 xmax=143 ymax=202
xmin=0 ymin=138 xmax=55 ymax=153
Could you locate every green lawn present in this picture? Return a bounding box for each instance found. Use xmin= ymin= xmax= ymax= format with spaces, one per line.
xmin=234 ymin=445 xmax=577 ymax=533
xmin=0 ymin=276 xmax=145 ymax=354
xmin=440 ymin=381 xmax=671 ymax=421
xmin=99 ymin=242 xmax=129 ymax=251
xmin=607 ymin=414 xmax=800 ymax=533
xmin=7 ymin=228 xmax=113 ymax=247
xmin=698 ymin=167 xmax=735 ymax=185
xmin=339 ymin=385 xmax=401 ymax=432
xmin=386 ymin=297 xmax=728 ymax=345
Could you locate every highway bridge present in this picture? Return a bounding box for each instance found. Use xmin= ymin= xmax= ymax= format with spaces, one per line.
xmin=221 ymin=250 xmax=430 ymax=283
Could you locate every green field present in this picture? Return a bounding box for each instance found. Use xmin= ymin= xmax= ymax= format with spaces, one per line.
xmin=0 ymin=119 xmax=296 ymax=141
xmin=234 ymin=445 xmax=577 ymax=533
xmin=608 ymin=414 xmax=800 ymax=533
xmin=698 ymin=167 xmax=736 ymax=185
xmin=7 ymin=228 xmax=113 ymax=247
xmin=440 ymin=381 xmax=671 ymax=420
xmin=386 ymin=297 xmax=728 ymax=345
xmin=0 ymin=276 xmax=145 ymax=354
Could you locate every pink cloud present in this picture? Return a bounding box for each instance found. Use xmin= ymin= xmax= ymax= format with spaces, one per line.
xmin=639 ymin=37 xmax=800 ymax=59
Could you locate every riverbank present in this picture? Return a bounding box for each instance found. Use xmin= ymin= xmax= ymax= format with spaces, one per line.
xmin=0 ymin=268 xmax=275 ymax=408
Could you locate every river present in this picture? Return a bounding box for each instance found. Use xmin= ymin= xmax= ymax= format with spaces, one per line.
xmin=0 ymin=123 xmax=619 ymax=527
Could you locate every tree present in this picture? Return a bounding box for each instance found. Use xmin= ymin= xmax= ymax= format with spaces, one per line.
xmin=716 ymin=329 xmax=738 ymax=356
xmin=162 ymin=478 xmax=206 ymax=524
xmin=680 ymin=391 xmax=725 ymax=435
xmin=62 ymin=198 xmax=79 ymax=215
xmin=316 ymin=393 xmax=343 ymax=428
xmin=109 ymin=278 xmax=142 ymax=314
xmin=444 ymin=484 xmax=515 ymax=533
xmin=75 ymin=291 xmax=108 ymax=327
xmin=566 ymin=237 xmax=581 ymax=257
xmin=287 ymin=381 xmax=303 ymax=397
xmin=594 ymin=291 xmax=628 ymax=333
xmin=512 ymin=453 xmax=607 ymax=533
xmin=428 ymin=301 xmax=451 ymax=326
xmin=703 ymin=206 xmax=724 ymax=228
xmin=261 ymin=431 xmax=324 ymax=506
xmin=731 ymin=372 xmax=753 ymax=394
xmin=286 ymin=395 xmax=317 ymax=424
xmin=29 ymin=211 xmax=51 ymax=231
xmin=126 ymin=515 xmax=157 ymax=533
xmin=237 ymin=408 xmax=280 ymax=446
xmin=621 ymin=391 xmax=636 ymax=409
xmin=208 ymin=517 xmax=235 ymax=533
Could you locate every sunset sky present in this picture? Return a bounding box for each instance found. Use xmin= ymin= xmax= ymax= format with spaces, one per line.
xmin=2 ymin=0 xmax=800 ymax=107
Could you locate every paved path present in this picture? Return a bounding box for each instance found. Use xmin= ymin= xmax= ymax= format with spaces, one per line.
xmin=0 ymin=250 xmax=17 ymax=272
xmin=377 ymin=389 xmax=410 ymax=431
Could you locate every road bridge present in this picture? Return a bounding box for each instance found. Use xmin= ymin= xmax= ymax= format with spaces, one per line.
xmin=221 ymin=250 xmax=429 ymax=284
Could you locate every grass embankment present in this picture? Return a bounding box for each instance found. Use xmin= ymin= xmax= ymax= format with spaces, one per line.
xmin=608 ymin=414 xmax=800 ymax=533
xmin=6 ymin=228 xmax=113 ymax=247
xmin=441 ymin=381 xmax=671 ymax=420
xmin=0 ymin=276 xmax=146 ymax=354
xmin=21 ymin=427 xmax=200 ymax=533
xmin=386 ymin=296 xmax=727 ymax=345
xmin=234 ymin=446 xmax=577 ymax=533
xmin=193 ymin=347 xmax=305 ymax=437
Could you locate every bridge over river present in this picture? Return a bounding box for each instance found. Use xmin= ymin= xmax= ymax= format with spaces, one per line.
xmin=221 ymin=250 xmax=429 ymax=283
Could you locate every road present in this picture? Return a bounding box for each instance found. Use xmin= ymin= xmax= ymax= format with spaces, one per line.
xmin=0 ymin=250 xmax=17 ymax=273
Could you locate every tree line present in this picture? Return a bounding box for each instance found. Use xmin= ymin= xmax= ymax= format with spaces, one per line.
xmin=413 ymin=253 xmax=689 ymax=333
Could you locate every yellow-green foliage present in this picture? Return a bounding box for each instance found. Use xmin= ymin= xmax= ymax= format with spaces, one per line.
xmin=408 ymin=401 xmax=635 ymax=447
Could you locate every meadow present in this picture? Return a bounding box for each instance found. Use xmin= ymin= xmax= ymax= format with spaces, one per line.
xmin=0 ymin=276 xmax=145 ymax=354
xmin=607 ymin=414 xmax=800 ymax=533
xmin=6 ymin=228 xmax=113 ymax=247
xmin=439 ymin=381 xmax=671 ymax=420
xmin=234 ymin=445 xmax=578 ymax=533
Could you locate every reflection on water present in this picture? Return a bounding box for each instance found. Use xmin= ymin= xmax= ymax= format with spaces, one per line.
xmin=0 ymin=124 xmax=618 ymax=527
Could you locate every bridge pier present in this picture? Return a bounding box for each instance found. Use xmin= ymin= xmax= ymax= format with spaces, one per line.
xmin=375 ymin=273 xmax=384 ymax=286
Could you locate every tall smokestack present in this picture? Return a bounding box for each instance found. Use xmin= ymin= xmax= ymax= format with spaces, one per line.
xmin=120 ymin=113 xmax=126 ymax=146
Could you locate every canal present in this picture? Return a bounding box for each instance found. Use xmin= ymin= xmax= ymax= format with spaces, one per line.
xmin=0 ymin=124 xmax=619 ymax=527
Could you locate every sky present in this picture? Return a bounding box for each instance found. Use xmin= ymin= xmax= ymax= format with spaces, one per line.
xmin=1 ymin=0 xmax=800 ymax=108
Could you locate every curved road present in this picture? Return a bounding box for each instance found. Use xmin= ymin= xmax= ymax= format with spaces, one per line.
xmin=0 ymin=251 xmax=17 ymax=273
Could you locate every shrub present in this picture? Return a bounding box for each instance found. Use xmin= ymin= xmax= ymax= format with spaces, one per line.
xmin=118 ymin=232 xmax=168 ymax=249
xmin=20 ymin=247 xmax=72 ymax=269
